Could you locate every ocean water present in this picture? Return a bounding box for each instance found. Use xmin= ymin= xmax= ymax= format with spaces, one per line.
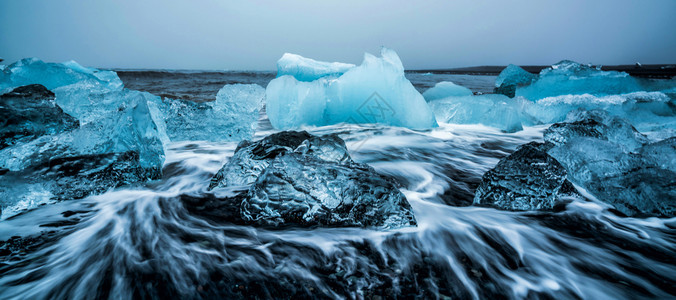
xmin=1 ymin=72 xmax=674 ymax=299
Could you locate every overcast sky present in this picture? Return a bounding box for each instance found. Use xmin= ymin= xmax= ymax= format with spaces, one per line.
xmin=1 ymin=0 xmax=675 ymax=70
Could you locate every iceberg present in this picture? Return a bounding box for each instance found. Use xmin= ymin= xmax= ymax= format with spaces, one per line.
xmin=209 ymin=131 xmax=416 ymax=229
xmin=0 ymin=59 xmax=166 ymax=219
xmin=265 ymin=48 xmax=438 ymax=129
xmin=474 ymin=142 xmax=580 ymax=211
xmin=428 ymin=94 xmax=526 ymax=132
xmin=276 ymin=53 xmax=355 ymax=82
xmin=544 ymin=112 xmax=675 ymax=217
xmin=422 ymin=81 xmax=473 ymax=101
xmin=0 ymin=58 xmax=123 ymax=92
xmin=475 ymin=112 xmax=676 ymax=217
xmin=150 ymin=84 xmax=265 ymax=142
xmin=515 ymin=60 xmax=643 ymax=100
xmin=494 ymin=64 xmax=536 ymax=98
xmin=0 ymin=84 xmax=79 ymax=149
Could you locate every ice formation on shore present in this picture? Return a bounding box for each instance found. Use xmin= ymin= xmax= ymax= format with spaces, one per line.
xmin=276 ymin=53 xmax=355 ymax=82
xmin=494 ymin=64 xmax=536 ymax=98
xmin=0 ymin=59 xmax=166 ymax=219
xmin=475 ymin=110 xmax=676 ymax=217
xmin=428 ymin=94 xmax=526 ymax=132
xmin=515 ymin=60 xmax=643 ymax=100
xmin=422 ymin=81 xmax=473 ymax=101
xmin=150 ymin=84 xmax=265 ymax=142
xmin=266 ymin=48 xmax=438 ymax=129
xmin=209 ymin=131 xmax=416 ymax=229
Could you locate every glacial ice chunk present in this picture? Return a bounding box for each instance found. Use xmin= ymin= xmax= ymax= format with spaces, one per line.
xmin=0 ymin=87 xmax=166 ymax=219
xmin=243 ymin=152 xmax=416 ymax=229
xmin=474 ymin=142 xmax=580 ymax=211
xmin=0 ymin=58 xmax=123 ymax=92
xmin=422 ymin=81 xmax=473 ymax=101
xmin=150 ymin=84 xmax=265 ymax=142
xmin=515 ymin=60 xmax=643 ymax=100
xmin=276 ymin=53 xmax=355 ymax=81
xmin=209 ymin=131 xmax=416 ymax=229
xmin=544 ymin=114 xmax=676 ymax=217
xmin=209 ymin=131 xmax=351 ymax=189
xmin=428 ymin=94 xmax=526 ymax=132
xmin=0 ymin=84 xmax=79 ymax=149
xmin=266 ymin=48 xmax=438 ymax=129
xmin=494 ymin=64 xmax=536 ymax=98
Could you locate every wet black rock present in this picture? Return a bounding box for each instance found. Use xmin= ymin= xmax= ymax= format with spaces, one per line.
xmin=474 ymin=142 xmax=580 ymax=211
xmin=0 ymin=84 xmax=79 ymax=149
xmin=207 ymin=131 xmax=416 ymax=229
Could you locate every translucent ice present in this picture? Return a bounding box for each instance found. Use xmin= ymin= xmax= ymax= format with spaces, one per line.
xmin=515 ymin=60 xmax=643 ymax=100
xmin=0 ymin=90 xmax=166 ymax=219
xmin=428 ymin=94 xmax=526 ymax=132
xmin=266 ymin=48 xmax=438 ymax=129
xmin=0 ymin=58 xmax=123 ymax=92
xmin=0 ymin=59 xmax=167 ymax=219
xmin=494 ymin=64 xmax=536 ymax=98
xmin=474 ymin=142 xmax=580 ymax=211
xmin=422 ymin=81 xmax=473 ymax=101
xmin=0 ymin=84 xmax=79 ymax=149
xmin=544 ymin=114 xmax=676 ymax=217
xmin=244 ymin=152 xmax=416 ymax=229
xmin=276 ymin=53 xmax=355 ymax=82
xmin=150 ymin=84 xmax=265 ymax=142
xmin=209 ymin=131 xmax=416 ymax=229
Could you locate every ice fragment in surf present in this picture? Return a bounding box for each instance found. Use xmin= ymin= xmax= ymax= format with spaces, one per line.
xmin=515 ymin=60 xmax=643 ymax=100
xmin=209 ymin=131 xmax=416 ymax=229
xmin=544 ymin=114 xmax=676 ymax=217
xmin=243 ymin=152 xmax=416 ymax=229
xmin=474 ymin=142 xmax=580 ymax=211
xmin=0 ymin=57 xmax=123 ymax=92
xmin=422 ymin=81 xmax=473 ymax=101
xmin=0 ymin=62 xmax=166 ymax=219
xmin=149 ymin=84 xmax=265 ymax=142
xmin=0 ymin=84 xmax=79 ymax=149
xmin=266 ymin=48 xmax=438 ymax=129
xmin=276 ymin=53 xmax=355 ymax=81
xmin=209 ymin=130 xmax=351 ymax=189
xmin=428 ymin=94 xmax=526 ymax=132
xmin=494 ymin=64 xmax=536 ymax=98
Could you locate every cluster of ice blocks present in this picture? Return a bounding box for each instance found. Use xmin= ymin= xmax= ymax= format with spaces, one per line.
xmin=0 ymin=58 xmax=265 ymax=219
xmin=266 ymin=48 xmax=438 ymax=129
xmin=427 ymin=60 xmax=675 ymax=135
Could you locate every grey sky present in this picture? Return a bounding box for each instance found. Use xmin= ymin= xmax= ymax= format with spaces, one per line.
xmin=1 ymin=0 xmax=675 ymax=70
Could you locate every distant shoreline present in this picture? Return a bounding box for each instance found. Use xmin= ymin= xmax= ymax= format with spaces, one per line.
xmin=409 ymin=64 xmax=676 ymax=78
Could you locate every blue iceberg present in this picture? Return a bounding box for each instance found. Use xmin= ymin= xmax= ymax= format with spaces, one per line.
xmin=150 ymin=84 xmax=265 ymax=142
xmin=266 ymin=48 xmax=438 ymax=129
xmin=422 ymin=81 xmax=473 ymax=102
xmin=544 ymin=111 xmax=676 ymax=217
xmin=0 ymin=58 xmax=122 ymax=92
xmin=276 ymin=53 xmax=355 ymax=82
xmin=0 ymin=59 xmax=166 ymax=219
xmin=494 ymin=64 xmax=536 ymax=98
xmin=515 ymin=60 xmax=643 ymax=100
xmin=428 ymin=94 xmax=527 ymax=132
